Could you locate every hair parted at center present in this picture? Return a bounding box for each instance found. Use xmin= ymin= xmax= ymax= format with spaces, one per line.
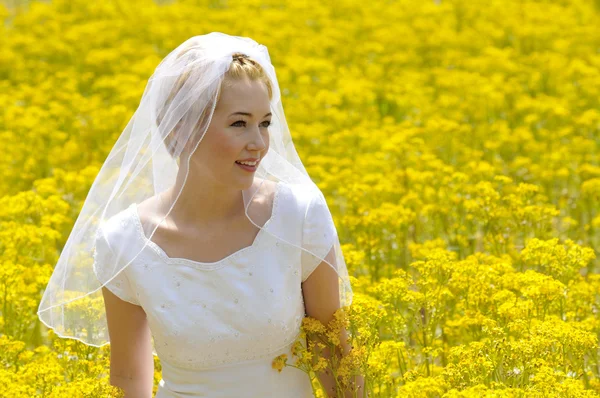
xmin=156 ymin=46 xmax=274 ymax=161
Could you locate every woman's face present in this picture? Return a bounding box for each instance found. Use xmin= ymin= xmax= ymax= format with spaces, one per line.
xmin=188 ymin=77 xmax=271 ymax=189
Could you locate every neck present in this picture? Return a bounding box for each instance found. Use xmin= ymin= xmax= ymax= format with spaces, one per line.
xmin=162 ymin=164 xmax=246 ymax=226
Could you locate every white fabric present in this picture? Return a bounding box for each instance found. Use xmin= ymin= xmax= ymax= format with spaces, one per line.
xmin=93 ymin=181 xmax=336 ymax=397
xmin=38 ymin=34 xmax=353 ymax=349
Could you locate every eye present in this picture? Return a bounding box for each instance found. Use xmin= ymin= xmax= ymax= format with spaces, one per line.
xmin=231 ymin=120 xmax=272 ymax=128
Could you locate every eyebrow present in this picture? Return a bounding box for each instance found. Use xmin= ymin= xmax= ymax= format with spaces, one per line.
xmin=229 ymin=112 xmax=272 ymax=117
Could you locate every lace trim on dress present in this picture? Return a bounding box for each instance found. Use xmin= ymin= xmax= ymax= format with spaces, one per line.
xmin=129 ymin=181 xmax=282 ymax=270
xmin=161 ymin=329 xmax=303 ymax=370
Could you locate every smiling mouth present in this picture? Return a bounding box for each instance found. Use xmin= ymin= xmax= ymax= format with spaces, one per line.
xmin=235 ymin=161 xmax=259 ymax=172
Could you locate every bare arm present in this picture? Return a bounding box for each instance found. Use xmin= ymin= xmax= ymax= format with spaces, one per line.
xmin=302 ymin=248 xmax=366 ymax=398
xmin=102 ymin=287 xmax=154 ymax=397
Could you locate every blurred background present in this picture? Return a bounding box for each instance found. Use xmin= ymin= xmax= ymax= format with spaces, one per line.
xmin=1 ymin=0 xmax=600 ymax=396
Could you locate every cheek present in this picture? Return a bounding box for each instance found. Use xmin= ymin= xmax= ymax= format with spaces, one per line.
xmin=206 ymin=130 xmax=241 ymax=162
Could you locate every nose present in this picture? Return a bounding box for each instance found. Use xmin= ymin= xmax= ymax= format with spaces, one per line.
xmin=247 ymin=126 xmax=268 ymax=152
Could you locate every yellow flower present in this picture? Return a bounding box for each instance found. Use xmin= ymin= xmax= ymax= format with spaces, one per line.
xmin=291 ymin=340 xmax=304 ymax=357
xmin=271 ymin=353 xmax=288 ymax=373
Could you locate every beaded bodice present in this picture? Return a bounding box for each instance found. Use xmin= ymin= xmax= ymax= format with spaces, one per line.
xmin=92 ymin=181 xmax=335 ymax=371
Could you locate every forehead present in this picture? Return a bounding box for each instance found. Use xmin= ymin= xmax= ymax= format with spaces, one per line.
xmin=216 ymin=78 xmax=270 ymax=112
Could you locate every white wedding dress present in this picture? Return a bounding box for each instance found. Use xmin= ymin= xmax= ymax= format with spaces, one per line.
xmin=92 ymin=181 xmax=337 ymax=397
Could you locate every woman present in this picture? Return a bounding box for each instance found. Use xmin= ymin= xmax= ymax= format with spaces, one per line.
xmin=37 ymin=32 xmax=355 ymax=397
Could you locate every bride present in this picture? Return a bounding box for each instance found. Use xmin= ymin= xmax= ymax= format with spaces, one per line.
xmin=37 ymin=32 xmax=358 ymax=397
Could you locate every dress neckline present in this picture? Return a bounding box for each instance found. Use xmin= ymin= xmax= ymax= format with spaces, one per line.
xmin=129 ymin=181 xmax=282 ymax=269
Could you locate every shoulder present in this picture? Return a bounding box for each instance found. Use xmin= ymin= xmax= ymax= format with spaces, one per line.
xmin=273 ymin=181 xmax=311 ymax=221
xmin=96 ymin=205 xmax=140 ymax=258
xmin=247 ymin=178 xmax=311 ymax=216
xmin=279 ymin=181 xmax=324 ymax=216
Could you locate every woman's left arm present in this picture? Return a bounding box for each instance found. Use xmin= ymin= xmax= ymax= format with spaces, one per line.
xmin=302 ymin=248 xmax=366 ymax=398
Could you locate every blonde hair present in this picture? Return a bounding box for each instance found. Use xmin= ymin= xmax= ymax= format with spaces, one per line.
xmin=158 ymin=49 xmax=273 ymax=161
xmin=220 ymin=52 xmax=273 ymax=102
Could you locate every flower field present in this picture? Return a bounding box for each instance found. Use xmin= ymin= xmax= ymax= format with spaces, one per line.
xmin=1 ymin=0 xmax=600 ymax=396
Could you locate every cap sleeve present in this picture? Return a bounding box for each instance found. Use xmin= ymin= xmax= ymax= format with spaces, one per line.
xmin=300 ymin=190 xmax=337 ymax=282
xmin=92 ymin=225 xmax=140 ymax=306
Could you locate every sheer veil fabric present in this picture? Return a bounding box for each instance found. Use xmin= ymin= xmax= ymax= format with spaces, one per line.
xmin=36 ymin=32 xmax=353 ymax=353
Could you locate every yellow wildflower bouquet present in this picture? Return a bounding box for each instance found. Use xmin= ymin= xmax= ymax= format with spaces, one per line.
xmin=273 ymin=306 xmax=374 ymax=398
